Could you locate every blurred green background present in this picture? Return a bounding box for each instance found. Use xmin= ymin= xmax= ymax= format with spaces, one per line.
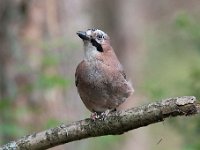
xmin=0 ymin=0 xmax=200 ymax=150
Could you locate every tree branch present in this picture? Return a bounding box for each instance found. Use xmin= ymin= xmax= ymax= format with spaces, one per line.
xmin=1 ymin=96 xmax=199 ymax=150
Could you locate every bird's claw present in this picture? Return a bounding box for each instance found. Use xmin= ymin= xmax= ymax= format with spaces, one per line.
xmin=90 ymin=112 xmax=100 ymax=120
xmin=90 ymin=110 xmax=112 ymax=121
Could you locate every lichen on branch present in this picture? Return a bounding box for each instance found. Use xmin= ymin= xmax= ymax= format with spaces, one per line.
xmin=0 ymin=96 xmax=199 ymax=150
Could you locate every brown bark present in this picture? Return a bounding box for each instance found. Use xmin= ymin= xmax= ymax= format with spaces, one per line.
xmin=1 ymin=96 xmax=199 ymax=150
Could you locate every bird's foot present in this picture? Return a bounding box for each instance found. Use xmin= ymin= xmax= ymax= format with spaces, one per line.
xmin=90 ymin=109 xmax=117 ymax=121
xmin=99 ymin=110 xmax=110 ymax=120
xmin=90 ymin=112 xmax=100 ymax=120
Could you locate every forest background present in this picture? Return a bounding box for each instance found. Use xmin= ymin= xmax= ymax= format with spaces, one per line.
xmin=0 ymin=0 xmax=200 ymax=150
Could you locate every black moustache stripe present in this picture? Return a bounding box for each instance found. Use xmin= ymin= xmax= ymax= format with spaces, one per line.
xmin=91 ymin=39 xmax=103 ymax=52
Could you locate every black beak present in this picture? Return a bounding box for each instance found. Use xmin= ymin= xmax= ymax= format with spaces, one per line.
xmin=76 ymin=31 xmax=90 ymax=40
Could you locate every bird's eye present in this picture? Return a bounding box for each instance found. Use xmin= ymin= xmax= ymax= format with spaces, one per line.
xmin=97 ymin=34 xmax=103 ymax=39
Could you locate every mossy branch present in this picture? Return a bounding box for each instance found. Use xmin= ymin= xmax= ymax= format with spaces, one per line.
xmin=1 ymin=96 xmax=199 ymax=150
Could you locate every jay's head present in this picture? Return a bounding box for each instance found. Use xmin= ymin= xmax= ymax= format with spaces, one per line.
xmin=77 ymin=29 xmax=110 ymax=53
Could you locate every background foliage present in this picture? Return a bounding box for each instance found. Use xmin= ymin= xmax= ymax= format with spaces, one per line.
xmin=0 ymin=0 xmax=199 ymax=150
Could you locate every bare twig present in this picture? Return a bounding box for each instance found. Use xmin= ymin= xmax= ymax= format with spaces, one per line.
xmin=1 ymin=96 xmax=199 ymax=150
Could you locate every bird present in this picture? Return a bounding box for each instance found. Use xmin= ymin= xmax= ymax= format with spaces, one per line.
xmin=76 ymin=28 xmax=134 ymax=119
